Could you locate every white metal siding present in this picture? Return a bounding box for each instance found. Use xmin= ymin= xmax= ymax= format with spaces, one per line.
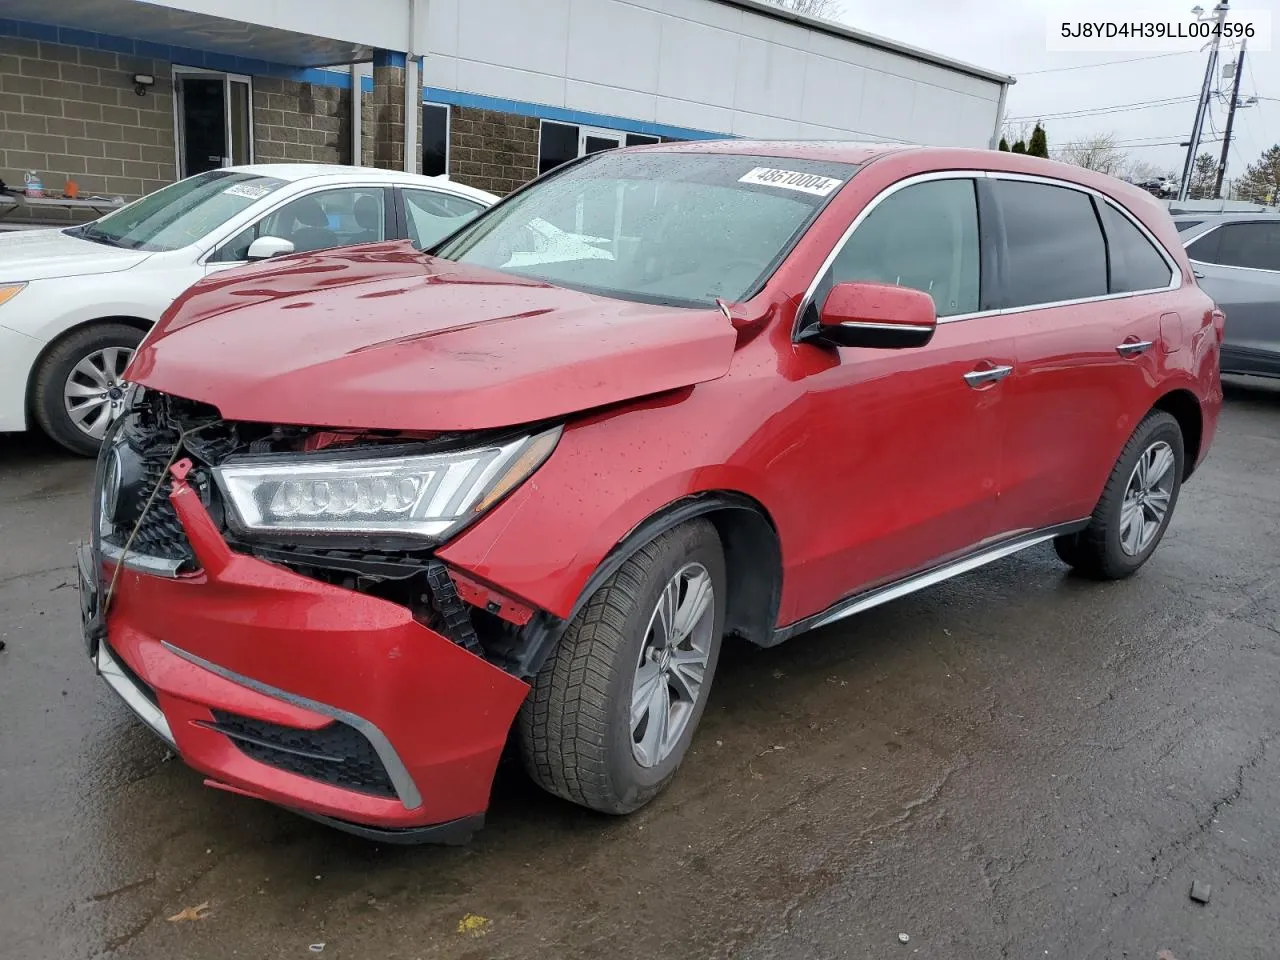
xmin=423 ymin=0 xmax=1006 ymax=145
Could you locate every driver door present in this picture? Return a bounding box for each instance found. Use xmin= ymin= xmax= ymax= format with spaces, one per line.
xmin=788 ymin=177 xmax=1014 ymax=620
xmin=207 ymin=186 xmax=393 ymax=269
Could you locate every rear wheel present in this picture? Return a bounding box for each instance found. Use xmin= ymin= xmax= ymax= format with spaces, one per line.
xmin=31 ymin=323 xmax=142 ymax=457
xmin=519 ymin=520 xmax=726 ymax=814
xmin=1054 ymin=410 xmax=1184 ymax=580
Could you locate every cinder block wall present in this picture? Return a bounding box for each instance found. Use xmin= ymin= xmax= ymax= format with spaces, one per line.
xmin=449 ymin=106 xmax=538 ymax=195
xmin=253 ymin=77 xmax=350 ymax=165
xmin=0 ymin=37 xmax=175 ymax=220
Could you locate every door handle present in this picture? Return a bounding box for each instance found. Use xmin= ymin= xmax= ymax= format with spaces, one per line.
xmin=1115 ymin=339 xmax=1154 ymax=357
xmin=1192 ymin=268 xmax=1205 ymax=279
xmin=963 ymin=364 xmax=1013 ymax=387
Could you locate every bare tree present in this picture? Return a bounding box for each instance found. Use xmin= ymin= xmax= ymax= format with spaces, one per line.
xmin=758 ymin=0 xmax=843 ymax=19
xmin=1053 ymin=133 xmax=1126 ymax=177
xmin=1123 ymin=159 xmax=1167 ymax=181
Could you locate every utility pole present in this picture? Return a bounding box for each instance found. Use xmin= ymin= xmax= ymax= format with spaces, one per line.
xmin=1179 ymin=2 xmax=1230 ymax=201
xmin=1214 ymin=38 xmax=1248 ymax=198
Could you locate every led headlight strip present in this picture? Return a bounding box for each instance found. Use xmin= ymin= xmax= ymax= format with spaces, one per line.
xmin=214 ymin=427 xmax=560 ymax=541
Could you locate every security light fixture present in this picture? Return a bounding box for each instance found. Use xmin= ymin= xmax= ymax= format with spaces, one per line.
xmin=132 ymin=73 xmax=155 ymax=96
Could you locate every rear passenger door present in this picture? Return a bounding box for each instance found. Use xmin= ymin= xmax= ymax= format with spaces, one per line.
xmin=398 ymin=188 xmax=486 ymax=249
xmin=1186 ymin=221 xmax=1280 ymax=376
xmin=996 ymin=177 xmax=1176 ymax=532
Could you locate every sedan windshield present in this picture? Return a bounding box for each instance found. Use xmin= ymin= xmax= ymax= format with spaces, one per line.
xmin=69 ymin=170 xmax=287 ymax=252
xmin=434 ymin=151 xmax=858 ymax=306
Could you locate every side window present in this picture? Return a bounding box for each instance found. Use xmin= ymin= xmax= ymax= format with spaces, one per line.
xmin=1100 ymin=203 xmax=1173 ymax=293
xmin=1189 ymin=222 xmax=1280 ymax=271
xmin=403 ymin=189 xmax=485 ymax=249
xmin=213 ymin=187 xmax=388 ymax=262
xmin=825 ymin=179 xmax=980 ymax=318
xmin=997 ymin=180 xmax=1107 ymax=307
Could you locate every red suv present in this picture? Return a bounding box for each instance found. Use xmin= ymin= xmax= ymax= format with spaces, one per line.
xmin=80 ymin=142 xmax=1223 ymax=842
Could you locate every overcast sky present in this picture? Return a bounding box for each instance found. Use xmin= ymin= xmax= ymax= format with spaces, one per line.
xmin=837 ymin=0 xmax=1279 ymax=177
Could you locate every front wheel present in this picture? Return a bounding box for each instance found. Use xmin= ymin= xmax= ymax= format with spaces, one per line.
xmin=31 ymin=322 xmax=144 ymax=456
xmin=519 ymin=520 xmax=726 ymax=815
xmin=1055 ymin=410 xmax=1185 ymax=580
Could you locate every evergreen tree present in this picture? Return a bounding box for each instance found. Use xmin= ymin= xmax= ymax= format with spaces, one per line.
xmin=1237 ymin=144 xmax=1280 ymax=204
xmin=998 ymin=137 xmax=1010 ymax=151
xmin=1028 ymin=123 xmax=1049 ymax=158
xmin=1011 ymin=140 xmax=1027 ymax=154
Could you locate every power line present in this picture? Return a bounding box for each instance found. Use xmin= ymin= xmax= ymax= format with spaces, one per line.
xmin=1013 ymin=51 xmax=1195 ymax=76
xmin=1007 ymin=95 xmax=1199 ymax=122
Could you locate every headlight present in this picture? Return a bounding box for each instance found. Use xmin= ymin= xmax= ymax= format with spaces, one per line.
xmin=0 ymin=283 xmax=26 ymax=308
xmin=214 ymin=427 xmax=561 ymax=541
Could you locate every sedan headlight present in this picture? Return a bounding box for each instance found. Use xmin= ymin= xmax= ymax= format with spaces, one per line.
xmin=214 ymin=427 xmax=561 ymax=541
xmin=0 ymin=283 xmax=27 ymax=308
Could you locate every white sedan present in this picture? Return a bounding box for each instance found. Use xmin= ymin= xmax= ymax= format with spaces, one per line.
xmin=0 ymin=164 xmax=497 ymax=454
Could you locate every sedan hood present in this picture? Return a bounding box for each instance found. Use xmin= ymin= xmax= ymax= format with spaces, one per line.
xmin=0 ymin=228 xmax=151 ymax=282
xmin=129 ymin=241 xmax=738 ymax=431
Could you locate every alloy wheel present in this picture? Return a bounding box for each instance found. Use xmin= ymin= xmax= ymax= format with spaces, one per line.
xmin=630 ymin=562 xmax=715 ymax=768
xmin=63 ymin=346 xmax=134 ymax=440
xmin=1119 ymin=440 xmax=1176 ymax=557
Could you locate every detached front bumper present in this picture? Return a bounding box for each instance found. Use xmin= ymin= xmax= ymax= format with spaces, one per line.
xmin=84 ymin=468 xmax=530 ymax=840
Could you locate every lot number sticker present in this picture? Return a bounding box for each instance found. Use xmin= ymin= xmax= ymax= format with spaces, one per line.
xmin=739 ymin=167 xmax=843 ymax=197
xmin=224 ymin=183 xmax=274 ymax=200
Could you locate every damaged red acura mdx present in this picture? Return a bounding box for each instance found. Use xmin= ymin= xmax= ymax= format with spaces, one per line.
xmin=79 ymin=141 xmax=1223 ymax=842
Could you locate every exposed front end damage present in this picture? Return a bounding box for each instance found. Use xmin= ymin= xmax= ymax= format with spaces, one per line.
xmin=88 ymin=389 xmax=563 ymax=840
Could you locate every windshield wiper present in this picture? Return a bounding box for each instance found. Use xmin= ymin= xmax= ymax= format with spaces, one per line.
xmin=73 ymin=225 xmax=132 ymax=248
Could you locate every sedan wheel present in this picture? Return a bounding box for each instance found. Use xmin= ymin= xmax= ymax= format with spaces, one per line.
xmin=31 ymin=322 xmax=145 ymax=457
xmin=63 ymin=345 xmax=134 ymax=442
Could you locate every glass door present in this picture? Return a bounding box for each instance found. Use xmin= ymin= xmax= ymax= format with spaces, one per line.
xmin=579 ymin=127 xmax=623 ymax=156
xmin=175 ymin=69 xmax=253 ymax=177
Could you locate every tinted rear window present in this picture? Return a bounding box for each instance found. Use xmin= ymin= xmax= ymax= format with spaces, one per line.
xmin=997 ymin=180 xmax=1108 ymax=307
xmin=1100 ymin=203 xmax=1173 ymax=293
xmin=1187 ymin=221 xmax=1280 ymax=271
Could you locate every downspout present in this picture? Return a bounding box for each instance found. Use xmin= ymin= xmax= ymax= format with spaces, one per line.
xmin=351 ymin=65 xmax=362 ymax=167
xmin=989 ymin=79 xmax=1011 ymax=150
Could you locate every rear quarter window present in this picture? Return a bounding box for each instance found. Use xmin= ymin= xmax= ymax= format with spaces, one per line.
xmin=1187 ymin=221 xmax=1280 ymax=271
xmin=996 ymin=180 xmax=1108 ymax=307
xmin=1099 ymin=203 xmax=1173 ymax=293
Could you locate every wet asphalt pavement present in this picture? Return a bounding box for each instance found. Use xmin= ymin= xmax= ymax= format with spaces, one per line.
xmin=2 ymin=380 xmax=1279 ymax=960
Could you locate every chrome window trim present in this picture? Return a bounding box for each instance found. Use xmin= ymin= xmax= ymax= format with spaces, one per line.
xmin=795 ymin=169 xmax=1182 ymax=339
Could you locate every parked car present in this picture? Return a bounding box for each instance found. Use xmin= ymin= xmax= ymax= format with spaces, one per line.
xmin=1178 ymin=213 xmax=1280 ymax=378
xmin=79 ymin=143 xmax=1222 ymax=842
xmin=0 ymin=165 xmax=495 ymax=455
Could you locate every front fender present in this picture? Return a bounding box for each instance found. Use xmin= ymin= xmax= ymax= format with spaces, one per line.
xmin=435 ymin=393 xmax=788 ymax=621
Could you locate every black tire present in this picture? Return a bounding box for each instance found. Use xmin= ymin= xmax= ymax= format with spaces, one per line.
xmin=1054 ymin=410 xmax=1185 ymax=580
xmin=518 ymin=519 xmax=726 ymax=815
xmin=31 ymin=322 xmax=143 ymax=457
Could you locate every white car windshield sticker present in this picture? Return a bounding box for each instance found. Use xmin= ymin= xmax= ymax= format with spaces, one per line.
xmin=738 ymin=167 xmax=843 ymax=197
xmin=223 ymin=183 xmax=274 ymax=200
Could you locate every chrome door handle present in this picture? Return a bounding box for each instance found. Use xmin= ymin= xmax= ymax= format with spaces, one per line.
xmin=963 ymin=364 xmax=1013 ymax=387
xmin=1192 ymin=269 xmax=1205 ymax=279
xmin=1115 ymin=340 xmax=1153 ymax=357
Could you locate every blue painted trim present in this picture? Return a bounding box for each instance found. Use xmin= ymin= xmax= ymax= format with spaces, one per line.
xmin=421 ymin=87 xmax=730 ymax=142
xmin=0 ymin=16 xmax=728 ymax=141
xmin=0 ymin=17 xmax=365 ymax=88
xmin=373 ymin=50 xmax=407 ymax=69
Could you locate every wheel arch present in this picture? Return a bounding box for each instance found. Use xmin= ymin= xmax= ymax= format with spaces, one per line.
xmin=514 ymin=491 xmax=784 ymax=678
xmin=24 ymin=316 xmax=151 ymax=413
xmin=1151 ymin=388 xmax=1203 ymax=480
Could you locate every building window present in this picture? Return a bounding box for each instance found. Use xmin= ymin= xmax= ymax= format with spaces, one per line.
xmin=423 ymin=103 xmax=449 ymax=177
xmin=538 ymin=121 xmax=669 ymax=176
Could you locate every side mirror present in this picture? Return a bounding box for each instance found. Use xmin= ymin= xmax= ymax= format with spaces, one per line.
xmin=808 ymin=281 xmax=937 ymax=349
xmin=246 ymin=236 xmax=295 ymax=261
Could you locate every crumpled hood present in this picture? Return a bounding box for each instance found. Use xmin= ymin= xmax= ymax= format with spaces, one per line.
xmin=0 ymin=227 xmax=151 ymax=282
xmin=129 ymin=241 xmax=738 ymax=431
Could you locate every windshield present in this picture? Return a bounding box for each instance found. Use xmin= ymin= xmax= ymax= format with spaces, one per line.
xmin=70 ymin=170 xmax=287 ymax=252
xmin=434 ymin=151 xmax=857 ymax=306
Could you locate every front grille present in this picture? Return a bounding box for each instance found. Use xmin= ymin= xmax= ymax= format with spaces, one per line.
xmin=207 ymin=709 xmax=398 ymax=799
xmin=99 ymin=421 xmax=197 ymax=572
